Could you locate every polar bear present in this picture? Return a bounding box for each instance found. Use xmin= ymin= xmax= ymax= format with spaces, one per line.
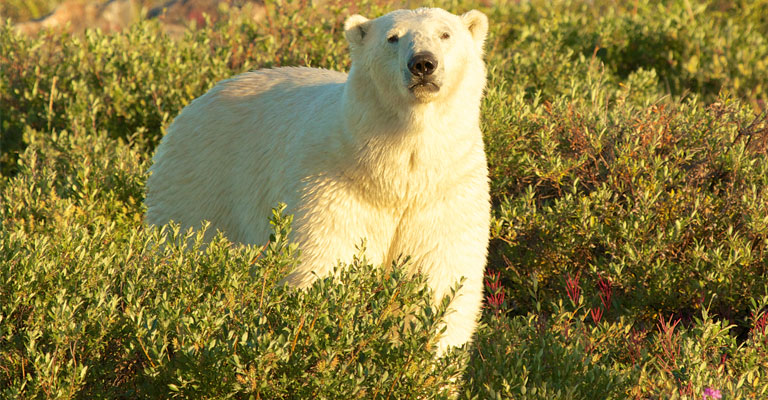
xmin=145 ymin=8 xmax=490 ymax=353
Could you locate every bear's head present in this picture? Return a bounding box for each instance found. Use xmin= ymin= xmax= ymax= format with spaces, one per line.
xmin=344 ymin=8 xmax=488 ymax=107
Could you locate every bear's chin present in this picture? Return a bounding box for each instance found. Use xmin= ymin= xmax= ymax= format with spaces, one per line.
xmin=409 ymin=82 xmax=440 ymax=103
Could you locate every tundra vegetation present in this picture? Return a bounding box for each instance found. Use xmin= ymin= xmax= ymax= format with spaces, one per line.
xmin=1 ymin=0 xmax=768 ymax=398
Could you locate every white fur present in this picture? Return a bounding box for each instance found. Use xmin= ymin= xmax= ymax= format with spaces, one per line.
xmin=145 ymin=8 xmax=491 ymax=354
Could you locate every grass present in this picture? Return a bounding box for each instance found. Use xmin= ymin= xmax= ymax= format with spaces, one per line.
xmin=2 ymin=0 xmax=768 ymax=398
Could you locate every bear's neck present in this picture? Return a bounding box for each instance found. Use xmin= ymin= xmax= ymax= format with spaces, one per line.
xmin=341 ymin=68 xmax=482 ymax=142
xmin=338 ymin=69 xmax=484 ymax=203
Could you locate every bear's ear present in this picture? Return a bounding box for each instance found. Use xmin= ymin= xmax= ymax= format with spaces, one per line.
xmin=461 ymin=10 xmax=488 ymax=51
xmin=344 ymin=14 xmax=371 ymax=47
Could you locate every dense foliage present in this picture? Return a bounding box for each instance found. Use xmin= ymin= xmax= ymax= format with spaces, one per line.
xmin=0 ymin=0 xmax=62 ymax=22
xmin=2 ymin=0 xmax=768 ymax=398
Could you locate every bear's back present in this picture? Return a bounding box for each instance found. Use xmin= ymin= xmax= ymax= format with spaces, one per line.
xmin=146 ymin=67 xmax=348 ymax=243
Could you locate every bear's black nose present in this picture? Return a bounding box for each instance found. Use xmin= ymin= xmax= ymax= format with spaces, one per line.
xmin=408 ymin=52 xmax=438 ymax=77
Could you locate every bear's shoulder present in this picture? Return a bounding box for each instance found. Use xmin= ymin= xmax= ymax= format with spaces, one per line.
xmin=225 ymin=67 xmax=347 ymax=88
xmin=198 ymin=66 xmax=347 ymax=106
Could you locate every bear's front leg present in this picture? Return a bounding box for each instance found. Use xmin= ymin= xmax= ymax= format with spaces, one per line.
xmin=390 ymin=181 xmax=491 ymax=354
xmin=280 ymin=176 xmax=399 ymax=288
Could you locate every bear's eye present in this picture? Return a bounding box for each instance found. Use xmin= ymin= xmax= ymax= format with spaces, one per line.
xmin=440 ymin=32 xmax=451 ymax=40
xmin=387 ymin=35 xmax=399 ymax=43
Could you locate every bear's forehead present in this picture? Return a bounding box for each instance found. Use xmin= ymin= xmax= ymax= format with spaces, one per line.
xmin=377 ymin=8 xmax=458 ymax=30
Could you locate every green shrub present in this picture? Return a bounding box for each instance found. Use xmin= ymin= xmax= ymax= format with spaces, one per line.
xmin=486 ymin=88 xmax=768 ymax=324
xmin=484 ymin=0 xmax=768 ymax=107
xmin=464 ymin=296 xmax=768 ymax=399
xmin=0 ymin=0 xmax=63 ymax=21
xmin=2 ymin=0 xmax=768 ymax=398
xmin=1 ymin=130 xmax=464 ymax=398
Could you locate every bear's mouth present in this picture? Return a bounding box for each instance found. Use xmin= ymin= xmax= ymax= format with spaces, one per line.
xmin=408 ymin=81 xmax=440 ymax=94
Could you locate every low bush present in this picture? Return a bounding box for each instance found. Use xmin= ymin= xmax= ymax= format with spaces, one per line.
xmin=2 ymin=0 xmax=768 ymax=398
xmin=1 ymin=130 xmax=465 ymax=398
